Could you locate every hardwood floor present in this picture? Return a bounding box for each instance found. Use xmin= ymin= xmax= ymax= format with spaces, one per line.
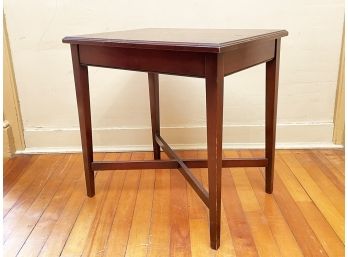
xmin=3 ymin=150 xmax=344 ymax=257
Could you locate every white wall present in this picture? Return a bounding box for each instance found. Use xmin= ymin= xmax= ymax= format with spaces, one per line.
xmin=4 ymin=0 xmax=344 ymax=152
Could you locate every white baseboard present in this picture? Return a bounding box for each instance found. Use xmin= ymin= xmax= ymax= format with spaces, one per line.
xmin=18 ymin=122 xmax=342 ymax=154
xmin=17 ymin=142 xmax=343 ymax=154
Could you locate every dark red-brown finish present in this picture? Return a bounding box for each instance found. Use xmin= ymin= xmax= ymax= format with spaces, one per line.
xmin=148 ymin=73 xmax=161 ymax=160
xmin=156 ymin=135 xmax=209 ymax=206
xmin=64 ymin=28 xmax=287 ymax=250
xmin=205 ymin=53 xmax=224 ymax=249
xmin=91 ymin=157 xmax=268 ymax=170
xmin=265 ymin=39 xmax=281 ymax=193
xmin=63 ymin=28 xmax=287 ymax=53
xmin=223 ymin=40 xmax=275 ymax=76
xmin=70 ymin=45 xmax=95 ymax=197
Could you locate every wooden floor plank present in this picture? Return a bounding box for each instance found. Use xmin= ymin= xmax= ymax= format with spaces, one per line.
xmin=184 ymin=151 xmax=212 ymax=257
xmin=103 ymin=152 xmax=143 ymax=257
xmin=225 ymin=150 xmax=281 ymax=257
xmin=273 ymin=153 xmax=312 ymax=203
xmin=252 ymin=150 xmax=329 ymax=257
xmin=320 ymin=150 xmax=345 ymax=175
xmin=3 ymin=154 xmax=74 ymax=257
xmin=241 ymin=150 xmax=304 ymax=257
xmin=3 ymin=155 xmax=61 ymax=217
xmin=3 ymin=155 xmax=64 ymax=241
xmin=3 ymin=150 xmax=344 ymax=257
xmin=124 ymin=152 xmax=155 ymax=257
xmin=3 ymin=156 xmax=19 ymax=176
xmin=169 ymin=152 xmax=192 ymax=257
xmin=279 ymin=151 xmax=344 ymax=242
xmin=272 ymin=174 xmax=329 ymax=257
xmin=298 ymin=202 xmax=344 ymax=257
xmin=332 ymin=149 xmax=344 ymax=160
xmin=293 ymin=150 xmax=344 ymax=215
xmin=147 ymin=153 xmax=171 ymax=257
xmin=81 ymin=152 xmax=130 ymax=257
xmin=319 ymin=150 xmax=345 ymax=178
xmin=3 ymin=155 xmax=32 ymax=177
xmin=16 ymin=154 xmax=84 ymax=257
xmin=4 ymin=155 xmax=37 ymax=196
xmin=309 ymin=150 xmax=345 ymax=192
xmin=37 ymin=153 xmax=106 ymax=257
xmin=60 ymin=153 xmax=117 ymax=257
xmin=274 ymin=151 xmax=344 ymax=257
xmin=218 ymin=152 xmax=259 ymax=257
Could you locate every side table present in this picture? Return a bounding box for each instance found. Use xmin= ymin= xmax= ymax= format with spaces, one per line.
xmin=63 ymin=28 xmax=288 ymax=249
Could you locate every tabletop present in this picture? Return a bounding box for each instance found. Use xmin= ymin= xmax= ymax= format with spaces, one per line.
xmin=63 ymin=28 xmax=288 ymax=53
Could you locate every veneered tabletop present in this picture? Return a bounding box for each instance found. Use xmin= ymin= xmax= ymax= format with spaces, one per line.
xmin=62 ymin=28 xmax=288 ymax=53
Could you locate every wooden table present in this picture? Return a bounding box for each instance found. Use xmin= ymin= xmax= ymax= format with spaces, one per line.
xmin=63 ymin=28 xmax=288 ymax=250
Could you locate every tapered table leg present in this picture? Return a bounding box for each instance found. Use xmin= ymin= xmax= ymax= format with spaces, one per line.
xmin=265 ymin=39 xmax=281 ymax=194
xmin=71 ymin=44 xmax=95 ymax=197
xmin=205 ymin=54 xmax=224 ymax=250
xmin=148 ymin=72 xmax=161 ymax=160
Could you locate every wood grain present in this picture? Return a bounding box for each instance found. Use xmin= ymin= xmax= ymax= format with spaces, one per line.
xmin=81 ymin=152 xmax=130 ymax=257
xmin=63 ymin=28 xmax=288 ymax=53
xmin=225 ymin=151 xmax=281 ymax=257
xmin=3 ymin=155 xmax=61 ymax=217
xmin=316 ymin=150 xmax=345 ymax=176
xmin=147 ymin=153 xmax=171 ymax=257
xmin=60 ymin=153 xmax=118 ymax=257
xmin=3 ymin=154 xmax=65 ymax=247
xmin=240 ymin=150 xmax=304 ymax=257
xmin=103 ymin=152 xmax=144 ymax=257
xmin=3 ymin=150 xmax=344 ymax=257
xmin=307 ymin=150 xmax=344 ymax=192
xmin=218 ymin=152 xmax=259 ymax=257
xmin=4 ymin=155 xmax=74 ymax=257
xmin=292 ymin=150 xmax=344 ymax=215
xmin=169 ymin=152 xmax=192 ymax=257
xmin=279 ymin=151 xmax=344 ymax=241
xmin=16 ymin=154 xmax=84 ymax=257
xmin=298 ymin=202 xmax=344 ymax=257
xmin=38 ymin=153 xmax=105 ymax=257
xmin=3 ymin=155 xmax=37 ymax=195
xmin=124 ymin=152 xmax=155 ymax=257
xmin=184 ymin=151 xmax=212 ymax=257
xmin=253 ymin=150 xmax=330 ymax=257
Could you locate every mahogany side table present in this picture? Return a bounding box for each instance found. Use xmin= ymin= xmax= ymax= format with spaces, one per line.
xmin=63 ymin=28 xmax=288 ymax=250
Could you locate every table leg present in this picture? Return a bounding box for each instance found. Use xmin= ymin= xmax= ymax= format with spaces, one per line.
xmin=148 ymin=72 xmax=161 ymax=160
xmin=205 ymin=54 xmax=224 ymax=250
xmin=71 ymin=45 xmax=95 ymax=197
xmin=265 ymin=39 xmax=281 ymax=194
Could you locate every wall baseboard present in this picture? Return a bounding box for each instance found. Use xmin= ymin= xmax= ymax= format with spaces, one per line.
xmin=19 ymin=122 xmax=341 ymax=154
xmin=17 ymin=142 xmax=343 ymax=154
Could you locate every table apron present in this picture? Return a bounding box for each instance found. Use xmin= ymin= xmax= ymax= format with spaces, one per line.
xmin=77 ymin=39 xmax=276 ymax=78
xmin=223 ymin=39 xmax=276 ymax=76
xmin=78 ymin=45 xmax=206 ymax=77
